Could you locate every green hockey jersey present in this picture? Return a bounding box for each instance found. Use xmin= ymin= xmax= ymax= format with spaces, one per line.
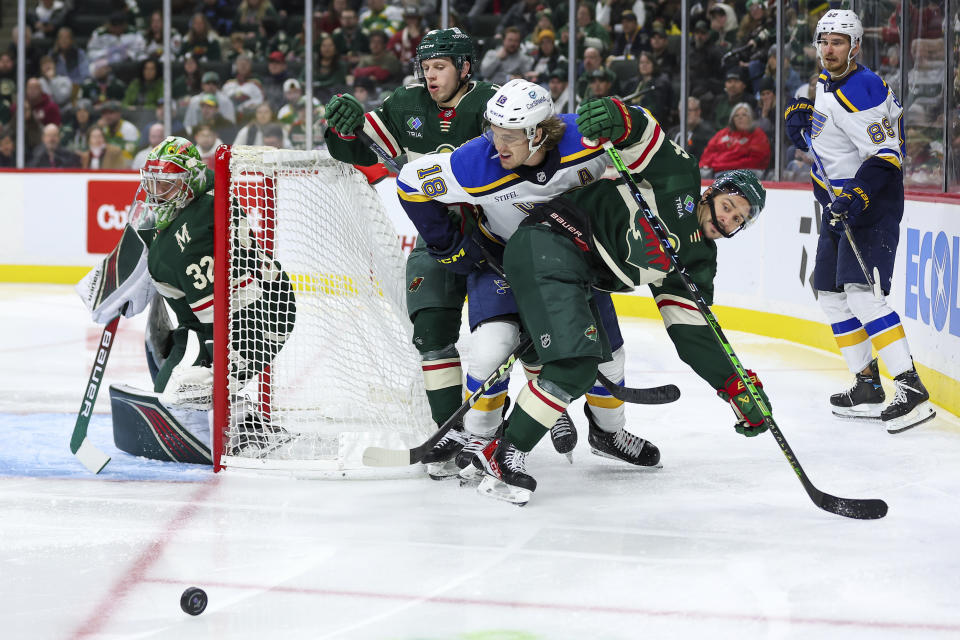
xmin=324 ymin=81 xmax=498 ymax=166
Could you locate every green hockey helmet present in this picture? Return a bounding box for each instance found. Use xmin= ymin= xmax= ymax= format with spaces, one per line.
xmin=708 ymin=169 xmax=766 ymax=235
xmin=415 ymin=28 xmax=475 ymax=81
xmin=136 ymin=136 xmax=207 ymax=230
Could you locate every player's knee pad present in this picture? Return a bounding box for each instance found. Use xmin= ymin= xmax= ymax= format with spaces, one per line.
xmin=467 ymin=320 xmax=520 ymax=377
xmin=818 ymin=289 xmax=855 ymax=324
xmin=411 ymin=307 xmax=462 ymax=354
xmin=844 ymin=283 xmax=894 ymax=324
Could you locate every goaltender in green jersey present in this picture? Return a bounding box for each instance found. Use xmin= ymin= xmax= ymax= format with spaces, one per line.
xmin=467 ymin=98 xmax=772 ymax=505
xmin=323 ymin=28 xmax=506 ymax=478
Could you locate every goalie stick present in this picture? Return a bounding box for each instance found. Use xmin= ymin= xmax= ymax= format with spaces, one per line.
xmin=604 ymin=140 xmax=887 ymax=520
xmin=802 ymin=130 xmax=882 ymax=299
xmin=70 ymin=304 xmax=128 ymax=473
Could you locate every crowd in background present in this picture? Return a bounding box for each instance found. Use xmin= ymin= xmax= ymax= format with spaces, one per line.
xmin=0 ymin=0 xmax=956 ymax=189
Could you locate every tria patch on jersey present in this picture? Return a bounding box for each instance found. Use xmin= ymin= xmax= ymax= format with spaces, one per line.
xmin=407 ymin=116 xmax=422 ymax=130
xmin=408 ymin=276 xmax=424 ymax=292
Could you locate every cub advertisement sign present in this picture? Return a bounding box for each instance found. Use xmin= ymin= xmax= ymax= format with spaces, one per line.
xmin=87 ymin=180 xmax=140 ymax=253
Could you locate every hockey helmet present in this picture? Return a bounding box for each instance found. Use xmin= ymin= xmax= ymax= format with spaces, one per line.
xmin=484 ymin=79 xmax=554 ymax=153
xmin=709 ymin=169 xmax=766 ymax=233
xmin=415 ymin=28 xmax=475 ymax=80
xmin=136 ymin=136 xmax=207 ymax=230
xmin=814 ymin=9 xmax=863 ymax=72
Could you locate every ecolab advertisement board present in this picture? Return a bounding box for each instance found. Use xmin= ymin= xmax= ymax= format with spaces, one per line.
xmin=2 ymin=170 xmax=958 ymax=410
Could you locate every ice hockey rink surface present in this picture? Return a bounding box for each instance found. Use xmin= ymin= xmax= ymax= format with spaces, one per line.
xmin=1 ymin=283 xmax=959 ymax=639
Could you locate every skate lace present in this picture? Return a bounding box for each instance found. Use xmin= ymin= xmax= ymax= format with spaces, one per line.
xmin=551 ymin=412 xmax=574 ymax=438
xmin=436 ymin=428 xmax=469 ymax=447
xmin=504 ymin=446 xmax=528 ymax=473
xmin=613 ymin=429 xmax=646 ymax=457
xmin=891 ymin=378 xmax=920 ymax=405
xmin=462 ymin=436 xmax=491 ymax=457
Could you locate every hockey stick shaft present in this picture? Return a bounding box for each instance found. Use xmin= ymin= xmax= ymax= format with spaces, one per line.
xmin=362 ymin=334 xmax=534 ymax=467
xmin=604 ymin=141 xmax=886 ymax=519
xmin=802 ymin=131 xmax=881 ymax=298
xmin=478 ymin=244 xmax=681 ymax=405
xmin=357 ymin=129 xmax=403 ymax=173
xmin=70 ymin=305 xmax=127 ymax=474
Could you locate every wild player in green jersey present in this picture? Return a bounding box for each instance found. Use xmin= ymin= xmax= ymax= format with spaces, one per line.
xmin=324 ymin=28 xmax=574 ymax=479
xmin=468 ymin=98 xmax=771 ymax=505
xmin=78 ymin=137 xmax=296 ymax=461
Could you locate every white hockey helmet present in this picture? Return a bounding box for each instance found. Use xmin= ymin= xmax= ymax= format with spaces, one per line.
xmin=484 ymin=79 xmax=554 ymax=153
xmin=814 ymin=10 xmax=863 ymax=72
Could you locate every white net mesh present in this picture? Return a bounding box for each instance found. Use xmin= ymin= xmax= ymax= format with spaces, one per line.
xmin=220 ymin=147 xmax=432 ymax=474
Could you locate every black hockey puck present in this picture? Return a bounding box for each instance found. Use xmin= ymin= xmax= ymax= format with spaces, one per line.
xmin=180 ymin=587 xmax=208 ymax=616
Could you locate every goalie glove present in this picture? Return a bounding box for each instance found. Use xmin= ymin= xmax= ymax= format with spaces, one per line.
xmin=76 ymin=225 xmax=154 ymax=324
xmin=160 ymin=364 xmax=214 ymax=410
xmin=716 ymin=370 xmax=771 ymax=437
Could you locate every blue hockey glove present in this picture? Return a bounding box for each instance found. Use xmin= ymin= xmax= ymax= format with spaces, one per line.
xmin=784 ymin=98 xmax=814 ymax=151
xmin=427 ymin=232 xmax=487 ymax=275
xmin=822 ymin=207 xmax=843 ymax=239
xmin=829 ymin=178 xmax=870 ymax=225
xmin=717 ymin=370 xmax=770 ymax=437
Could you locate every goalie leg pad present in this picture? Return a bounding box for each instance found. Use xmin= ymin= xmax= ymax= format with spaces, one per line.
xmin=109 ymin=384 xmax=212 ymax=464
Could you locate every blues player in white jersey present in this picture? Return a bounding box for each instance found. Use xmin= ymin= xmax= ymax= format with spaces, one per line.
xmin=784 ymin=9 xmax=934 ymax=433
xmin=398 ymin=79 xmax=668 ymax=476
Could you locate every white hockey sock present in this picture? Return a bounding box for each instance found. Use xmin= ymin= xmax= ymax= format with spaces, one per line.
xmin=464 ymin=320 xmax=520 ymax=437
xmin=819 ymin=289 xmax=874 ymax=374
xmin=845 ymin=284 xmax=914 ymax=376
xmin=585 ymin=346 xmax=626 ymax=432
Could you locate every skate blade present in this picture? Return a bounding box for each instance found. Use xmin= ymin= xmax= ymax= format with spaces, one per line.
xmin=885 ymin=403 xmax=936 ymax=434
xmin=589 ymin=447 xmax=663 ymax=469
xmin=477 ymin=475 xmax=531 ymax=506
xmin=564 ymin=453 xmax=573 ymax=464
xmin=831 ymin=404 xmax=883 ymax=420
xmin=426 ymin=459 xmax=461 ymax=480
xmin=457 ymin=465 xmax=483 ymax=487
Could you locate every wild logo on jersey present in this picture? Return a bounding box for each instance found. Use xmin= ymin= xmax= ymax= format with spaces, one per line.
xmin=626 ymin=212 xmax=673 ymax=274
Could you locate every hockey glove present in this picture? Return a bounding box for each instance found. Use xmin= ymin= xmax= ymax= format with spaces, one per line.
xmin=325 ymin=93 xmax=365 ymax=135
xmin=427 ymin=232 xmax=487 ymax=275
xmin=784 ymin=98 xmax=814 ymax=151
xmin=717 ymin=370 xmax=770 ymax=437
xmin=828 ymin=178 xmax=870 ymax=225
xmin=576 ymin=97 xmax=630 ymax=144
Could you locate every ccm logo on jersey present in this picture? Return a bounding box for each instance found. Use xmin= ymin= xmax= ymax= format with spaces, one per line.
xmin=87 ymin=180 xmax=141 ymax=253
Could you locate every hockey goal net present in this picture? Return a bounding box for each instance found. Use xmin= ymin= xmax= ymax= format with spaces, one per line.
xmin=213 ymin=145 xmax=432 ymax=475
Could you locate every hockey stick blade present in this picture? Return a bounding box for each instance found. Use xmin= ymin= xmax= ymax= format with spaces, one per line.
xmin=814 ymin=490 xmax=888 ymax=520
xmin=597 ymin=372 xmax=680 ymax=404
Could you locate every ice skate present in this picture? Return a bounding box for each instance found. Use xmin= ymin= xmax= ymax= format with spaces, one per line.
xmin=473 ymin=438 xmax=536 ymax=506
xmin=882 ymin=367 xmax=936 ymax=434
xmin=231 ymin=410 xmax=289 ymax=458
xmin=456 ymin=398 xmax=509 ymax=486
xmin=421 ymin=420 xmax=469 ymax=480
xmin=549 ymin=410 xmax=577 ymax=462
xmin=585 ymin=406 xmax=661 ymax=467
xmin=830 ymin=358 xmax=884 ymax=419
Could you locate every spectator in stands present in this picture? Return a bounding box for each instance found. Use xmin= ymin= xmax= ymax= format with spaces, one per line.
xmin=548 ymin=68 xmax=571 ymax=112
xmin=353 ymin=29 xmax=403 ymax=86
xmin=574 ymin=46 xmax=603 ymax=101
xmin=51 ymin=27 xmax=89 ymax=86
xmin=261 ymin=123 xmax=285 ymax=148
xmin=143 ymin=10 xmax=183 ymax=60
xmin=387 ymin=6 xmax=425 ymax=72
xmin=317 ymin=0 xmax=347 ymax=34
xmin=667 ymin=96 xmax=716 ymax=160
xmin=234 ymin=102 xmax=290 ymax=147
xmin=87 ymin=12 xmax=147 ymax=67
xmin=38 ymin=55 xmax=72 ymax=108
xmin=179 ymin=13 xmax=222 ymax=62
xmin=481 ymin=27 xmax=533 ymax=85
xmin=610 ymin=10 xmax=648 ymax=60
xmin=80 ymin=60 xmax=126 ymax=106
xmin=689 ymin=19 xmax=724 ymax=111
xmin=8 ymin=26 xmax=45 ymax=77
xmin=184 ymin=71 xmax=237 ymax=130
xmin=759 ymin=46 xmax=801 ymax=97
xmin=97 ymin=100 xmax=139 ymax=159
xmin=332 ymin=9 xmax=369 ymax=69
xmin=31 ymin=0 xmax=68 ymax=45
xmin=195 ymin=0 xmax=235 ymax=37
xmin=0 ymin=127 xmax=14 ymax=167
xmin=623 ymin=51 xmax=672 ymax=126
xmin=172 ymin=54 xmax=203 ymax=106
xmin=81 ymin=125 xmax=127 ymax=169
xmin=234 ymin=0 xmax=280 ymax=48
xmin=752 ymin=76 xmax=776 ymax=148
xmin=22 ymin=76 xmax=61 ymax=127
xmin=123 ymin=58 xmax=163 ymax=110
xmin=29 ymin=122 xmax=79 ymax=168
xmin=497 ymin=0 xmax=540 ymax=38
xmin=131 ymin=122 xmax=166 ymax=168
xmin=61 ymin=98 xmax=94 ymax=152
xmin=223 ymin=54 xmax=265 ymax=120
xmin=192 ymin=93 xmax=237 ymax=142
xmin=359 ymin=0 xmax=397 ymax=38
xmin=286 ymin=97 xmax=325 ymax=150
xmin=585 ymin=67 xmax=617 ymax=100
xmin=193 ymin=123 xmax=222 ymax=170
xmin=699 ymin=102 xmax=770 ymax=177
xmin=262 ymin=51 xmax=291 ymax=111
xmin=647 ymin=25 xmax=677 ymax=75
xmin=0 ymin=53 xmax=14 ymax=115
xmin=736 ymin=0 xmax=774 ymax=48
xmin=596 ymin=0 xmax=646 ymax=32
xmin=713 ymin=67 xmax=755 ymax=130
xmin=350 ymin=75 xmax=379 ymax=111
xmin=562 ymin=3 xmax=611 ymax=56
xmin=526 ymin=30 xmax=565 ymax=84
xmin=224 ymin=32 xmax=254 ymax=63
xmin=315 ymin=33 xmax=348 ymax=100
xmin=262 ymin=13 xmax=301 ymax=61
xmin=708 ymin=3 xmax=736 ymax=49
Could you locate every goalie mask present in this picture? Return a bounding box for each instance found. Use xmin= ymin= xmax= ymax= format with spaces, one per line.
xmin=135 ymin=136 xmax=207 ymax=231
xmin=704 ymin=169 xmax=766 ymax=238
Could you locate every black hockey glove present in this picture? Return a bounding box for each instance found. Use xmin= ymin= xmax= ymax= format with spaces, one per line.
xmin=717 ymin=370 xmax=770 ymax=437
xmin=784 ymin=98 xmax=814 ymax=151
xmin=427 ymin=232 xmax=487 ymax=275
